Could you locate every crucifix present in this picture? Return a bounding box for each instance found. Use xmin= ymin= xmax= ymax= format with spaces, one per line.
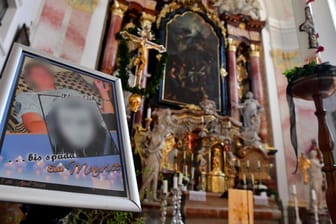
xmin=299 ymin=6 xmax=318 ymax=49
xmin=120 ymin=26 xmax=166 ymax=88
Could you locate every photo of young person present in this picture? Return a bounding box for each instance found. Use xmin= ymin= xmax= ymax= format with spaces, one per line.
xmin=41 ymin=96 xmax=119 ymax=157
xmin=14 ymin=61 xmax=116 ymax=134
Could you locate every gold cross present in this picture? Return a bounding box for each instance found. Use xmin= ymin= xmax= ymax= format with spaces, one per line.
xmin=120 ymin=26 xmax=166 ymax=87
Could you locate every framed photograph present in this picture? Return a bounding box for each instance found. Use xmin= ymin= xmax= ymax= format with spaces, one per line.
xmin=0 ymin=44 xmax=140 ymax=211
xmin=158 ymin=9 xmax=229 ymax=114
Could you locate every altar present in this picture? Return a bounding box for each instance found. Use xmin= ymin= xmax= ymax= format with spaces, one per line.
xmin=142 ymin=191 xmax=282 ymax=224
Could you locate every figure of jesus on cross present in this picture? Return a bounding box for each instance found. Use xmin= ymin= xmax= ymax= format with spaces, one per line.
xmin=120 ymin=25 xmax=166 ymax=88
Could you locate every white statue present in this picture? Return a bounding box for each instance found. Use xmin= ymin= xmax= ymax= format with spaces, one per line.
xmin=237 ymin=91 xmax=264 ymax=148
xmin=139 ymin=124 xmax=165 ymax=202
xmin=309 ymin=150 xmax=324 ymax=210
xmin=239 ymin=91 xmax=262 ymax=132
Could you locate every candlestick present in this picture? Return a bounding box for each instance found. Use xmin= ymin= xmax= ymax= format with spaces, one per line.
xmin=251 ymin=173 xmax=255 ymax=185
xmin=312 ymin=189 xmax=316 ymax=201
xmin=292 ymin=184 xmax=297 ymax=195
xmin=163 ymin=180 xmax=168 ymax=194
xmin=179 ymin=173 xmax=183 ymax=185
xmin=146 ymin=107 xmax=151 ymax=119
xmin=191 ymin=167 xmax=195 ymax=179
xmin=173 ymin=176 xmax=178 ymax=189
xmin=183 ymin=165 xmax=188 ymax=176
xmin=243 ymin=173 xmax=247 ymax=188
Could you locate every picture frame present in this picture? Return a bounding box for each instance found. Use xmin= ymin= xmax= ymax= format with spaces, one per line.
xmin=158 ymin=8 xmax=229 ymax=114
xmin=0 ymin=44 xmax=141 ymax=212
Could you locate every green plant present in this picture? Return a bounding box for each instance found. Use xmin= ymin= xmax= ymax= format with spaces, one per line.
xmin=64 ymin=209 xmax=144 ymax=224
xmin=284 ymin=61 xmax=336 ymax=83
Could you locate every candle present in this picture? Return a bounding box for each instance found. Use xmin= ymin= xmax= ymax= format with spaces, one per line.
xmin=183 ymin=151 xmax=186 ymax=160
xmin=312 ymin=189 xmax=316 ymax=201
xmin=246 ymin=160 xmax=250 ymax=168
xmin=237 ymin=160 xmax=240 ymax=167
xmin=292 ymin=185 xmax=297 ymax=195
xmin=173 ymin=176 xmax=178 ymax=189
xmin=251 ymin=174 xmax=255 ymax=185
xmin=191 ymin=153 xmax=194 ymax=162
xmin=175 ymin=149 xmax=178 ymax=158
xmin=183 ymin=165 xmax=188 ymax=176
xmin=243 ymin=174 xmax=246 ymax=185
xmin=191 ymin=167 xmax=195 ymax=179
xmin=179 ymin=173 xmax=183 ymax=185
xmin=257 ymin=160 xmax=261 ymax=168
xmin=146 ymin=107 xmax=151 ymax=119
xmin=163 ymin=180 xmax=168 ymax=194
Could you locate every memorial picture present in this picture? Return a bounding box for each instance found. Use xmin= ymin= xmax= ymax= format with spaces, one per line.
xmin=0 ymin=44 xmax=140 ymax=211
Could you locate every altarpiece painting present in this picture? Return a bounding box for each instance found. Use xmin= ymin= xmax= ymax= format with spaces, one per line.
xmin=158 ymin=9 xmax=229 ymax=114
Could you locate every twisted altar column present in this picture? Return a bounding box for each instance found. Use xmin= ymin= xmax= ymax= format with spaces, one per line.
xmin=249 ymin=44 xmax=267 ymax=142
xmin=100 ymin=1 xmax=127 ymax=74
xmin=228 ymin=38 xmax=240 ymax=120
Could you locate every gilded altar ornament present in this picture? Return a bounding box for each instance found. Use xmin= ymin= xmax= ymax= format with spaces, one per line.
xmin=250 ymin=44 xmax=261 ymax=57
xmin=207 ymin=144 xmax=226 ymax=193
xmin=128 ymin=93 xmax=142 ymax=112
xmin=298 ymin=152 xmax=311 ymax=184
xmin=111 ymin=0 xmax=128 ymax=17
xmin=236 ymin=53 xmax=249 ymax=99
xmin=65 ymin=0 xmax=99 ymax=13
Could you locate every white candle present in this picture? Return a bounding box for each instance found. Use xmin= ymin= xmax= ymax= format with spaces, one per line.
xmin=246 ymin=160 xmax=250 ymax=168
xmin=191 ymin=153 xmax=194 ymax=162
xmin=237 ymin=160 xmax=240 ymax=167
xmin=312 ymin=189 xmax=316 ymax=201
xmin=183 ymin=151 xmax=186 ymax=160
xmin=251 ymin=174 xmax=255 ymax=184
xmin=163 ymin=180 xmax=168 ymax=194
xmin=292 ymin=185 xmax=297 ymax=195
xmin=175 ymin=149 xmax=178 ymax=157
xmin=183 ymin=165 xmax=188 ymax=176
xmin=191 ymin=167 xmax=195 ymax=179
xmin=146 ymin=107 xmax=151 ymax=119
xmin=257 ymin=160 xmax=261 ymax=168
xmin=179 ymin=173 xmax=183 ymax=185
xmin=173 ymin=176 xmax=178 ymax=189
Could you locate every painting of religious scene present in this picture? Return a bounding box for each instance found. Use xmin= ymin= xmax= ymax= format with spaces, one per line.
xmin=161 ymin=11 xmax=221 ymax=110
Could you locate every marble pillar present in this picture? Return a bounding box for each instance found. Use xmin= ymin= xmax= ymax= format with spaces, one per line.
xmin=250 ymin=44 xmax=267 ymax=142
xmin=100 ymin=1 xmax=127 ymax=74
xmin=227 ymin=38 xmax=240 ymax=120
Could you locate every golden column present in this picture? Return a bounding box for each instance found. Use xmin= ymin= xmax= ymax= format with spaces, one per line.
xmin=227 ymin=38 xmax=240 ymax=120
xmin=100 ymin=0 xmax=128 ymax=74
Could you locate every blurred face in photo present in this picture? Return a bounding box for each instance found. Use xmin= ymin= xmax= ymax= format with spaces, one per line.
xmin=56 ymin=103 xmax=96 ymax=149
